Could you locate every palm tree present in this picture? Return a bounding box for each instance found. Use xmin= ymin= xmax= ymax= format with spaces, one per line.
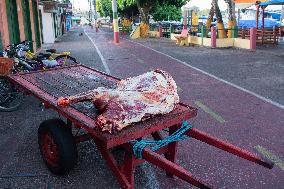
xmin=224 ymin=0 xmax=236 ymax=37
xmin=205 ymin=0 xmax=226 ymax=38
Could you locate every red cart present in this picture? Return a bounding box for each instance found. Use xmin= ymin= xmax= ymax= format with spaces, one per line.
xmin=8 ymin=65 xmax=273 ymax=189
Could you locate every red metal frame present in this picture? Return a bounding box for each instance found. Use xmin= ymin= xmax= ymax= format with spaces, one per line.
xmin=7 ymin=65 xmax=273 ymax=189
xmin=40 ymin=132 xmax=60 ymax=167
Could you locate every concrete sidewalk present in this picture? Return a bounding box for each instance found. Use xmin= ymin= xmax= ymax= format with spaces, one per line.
xmin=129 ymin=36 xmax=284 ymax=106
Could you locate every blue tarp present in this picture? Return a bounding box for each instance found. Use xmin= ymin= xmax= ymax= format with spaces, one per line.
xmin=266 ymin=12 xmax=281 ymax=20
xmin=259 ymin=0 xmax=284 ymax=6
xmin=238 ymin=19 xmax=280 ymax=28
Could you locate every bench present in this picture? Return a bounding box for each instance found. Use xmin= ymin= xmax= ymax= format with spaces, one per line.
xmin=175 ymin=29 xmax=189 ymax=46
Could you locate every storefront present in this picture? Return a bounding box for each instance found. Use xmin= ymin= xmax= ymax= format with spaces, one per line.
xmin=0 ymin=0 xmax=41 ymax=51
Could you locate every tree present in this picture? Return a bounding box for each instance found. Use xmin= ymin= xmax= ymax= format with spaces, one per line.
xmin=116 ymin=0 xmax=187 ymax=23
xmin=96 ymin=0 xmax=112 ymax=17
xmin=138 ymin=0 xmax=187 ymax=23
xmin=152 ymin=5 xmax=182 ymax=21
xmin=206 ymin=0 xmax=226 ymax=38
xmin=96 ymin=0 xmax=103 ymax=15
xmin=117 ymin=0 xmax=138 ymax=18
xmin=224 ymin=0 xmax=236 ymax=37
xmin=224 ymin=0 xmax=236 ymax=24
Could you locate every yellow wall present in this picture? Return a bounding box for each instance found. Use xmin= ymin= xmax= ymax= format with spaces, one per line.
xmin=170 ymin=33 xmax=251 ymax=50
xmin=148 ymin=31 xmax=159 ymax=38
xmin=216 ymin=38 xmax=234 ymax=48
xmin=170 ymin=33 xmax=180 ymax=40
xmin=234 ymin=38 xmax=250 ymax=49
xmin=203 ymin=38 xmax=211 ymax=47
xmin=188 ymin=36 xmax=200 ymax=45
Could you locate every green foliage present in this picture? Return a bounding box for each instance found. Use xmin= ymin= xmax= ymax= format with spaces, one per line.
xmin=117 ymin=0 xmax=137 ymax=18
xmin=152 ymin=4 xmax=182 ymax=21
xmin=157 ymin=0 xmax=188 ymax=7
xmin=150 ymin=0 xmax=187 ymax=21
xmin=96 ymin=0 xmax=103 ymax=14
xmin=98 ymin=0 xmax=188 ymax=21
xmin=97 ymin=0 xmax=112 ymax=17
xmin=117 ymin=0 xmax=136 ymax=8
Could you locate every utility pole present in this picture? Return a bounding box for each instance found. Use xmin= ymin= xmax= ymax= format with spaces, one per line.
xmin=281 ymin=5 xmax=284 ymax=25
xmin=88 ymin=0 xmax=92 ymax=23
xmin=93 ymin=0 xmax=97 ymax=20
xmin=112 ymin=0 xmax=119 ymax=43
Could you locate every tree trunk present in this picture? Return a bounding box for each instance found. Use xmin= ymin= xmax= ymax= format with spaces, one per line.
xmin=206 ymin=4 xmax=214 ymax=30
xmin=136 ymin=1 xmax=154 ymax=37
xmin=206 ymin=0 xmax=226 ymax=38
xmin=136 ymin=1 xmax=150 ymax=24
xmin=214 ymin=0 xmax=226 ymax=38
xmin=225 ymin=0 xmax=236 ymax=38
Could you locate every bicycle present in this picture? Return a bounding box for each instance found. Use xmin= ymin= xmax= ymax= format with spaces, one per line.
xmin=0 ymin=58 xmax=24 ymax=112
xmin=24 ymin=44 xmax=78 ymax=67
xmin=0 ymin=41 xmax=79 ymax=112
xmin=0 ymin=41 xmax=42 ymax=111
xmin=5 ymin=40 xmax=45 ymax=71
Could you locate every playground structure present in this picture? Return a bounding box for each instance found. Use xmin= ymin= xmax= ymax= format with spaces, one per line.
xmin=171 ymin=27 xmax=257 ymax=49
xmin=109 ymin=0 xmax=283 ymax=48
xmin=167 ymin=0 xmax=283 ymax=49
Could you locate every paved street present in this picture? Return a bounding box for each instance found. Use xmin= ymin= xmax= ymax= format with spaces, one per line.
xmin=0 ymin=27 xmax=283 ymax=189
xmin=133 ymin=37 xmax=284 ymax=106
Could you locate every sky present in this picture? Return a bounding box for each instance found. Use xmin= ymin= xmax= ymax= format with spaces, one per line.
xmin=186 ymin=0 xmax=227 ymax=10
xmin=72 ymin=0 xmax=89 ymax=11
xmin=72 ymin=0 xmax=227 ymax=11
xmin=71 ymin=0 xmax=282 ymax=11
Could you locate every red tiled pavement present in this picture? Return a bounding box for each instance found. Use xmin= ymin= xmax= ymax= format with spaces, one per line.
xmin=84 ymin=28 xmax=284 ymax=189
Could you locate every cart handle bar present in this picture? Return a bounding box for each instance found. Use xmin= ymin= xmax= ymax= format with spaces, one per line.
xmin=186 ymin=128 xmax=274 ymax=169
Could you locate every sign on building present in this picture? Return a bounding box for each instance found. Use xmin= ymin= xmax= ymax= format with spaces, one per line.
xmin=43 ymin=1 xmax=58 ymax=13
xmin=58 ymin=3 xmax=72 ymax=10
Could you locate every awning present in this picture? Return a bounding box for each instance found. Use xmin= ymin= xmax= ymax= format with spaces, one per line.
xmin=259 ymin=0 xmax=284 ymax=6
xmin=235 ymin=0 xmax=268 ymax=9
xmin=236 ymin=3 xmax=255 ymax=9
xmin=235 ymin=0 xmax=268 ymax=3
xmin=71 ymin=17 xmax=81 ymax=21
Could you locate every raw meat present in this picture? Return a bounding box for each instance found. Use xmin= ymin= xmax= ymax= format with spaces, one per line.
xmin=57 ymin=70 xmax=179 ymax=133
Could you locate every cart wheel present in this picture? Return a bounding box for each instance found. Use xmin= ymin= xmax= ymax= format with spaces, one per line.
xmin=38 ymin=119 xmax=77 ymax=175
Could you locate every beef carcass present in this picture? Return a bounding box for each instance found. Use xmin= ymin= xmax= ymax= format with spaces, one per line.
xmin=57 ymin=70 xmax=179 ymax=133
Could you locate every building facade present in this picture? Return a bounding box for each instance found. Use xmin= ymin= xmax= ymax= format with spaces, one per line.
xmin=0 ymin=0 xmax=72 ymax=51
xmin=0 ymin=0 xmax=42 ymax=51
xmin=39 ymin=1 xmax=72 ymax=44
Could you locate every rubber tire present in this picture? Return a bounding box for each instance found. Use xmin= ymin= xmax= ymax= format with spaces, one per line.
xmin=55 ymin=55 xmax=78 ymax=65
xmin=0 ymin=78 xmax=24 ymax=112
xmin=38 ymin=119 xmax=77 ymax=175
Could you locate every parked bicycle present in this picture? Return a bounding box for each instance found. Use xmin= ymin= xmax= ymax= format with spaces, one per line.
xmin=0 ymin=58 xmax=23 ymax=112
xmin=0 ymin=41 xmax=43 ymax=111
xmin=0 ymin=41 xmax=78 ymax=112
xmin=4 ymin=40 xmax=45 ymax=72
xmin=23 ymin=42 xmax=78 ymax=67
